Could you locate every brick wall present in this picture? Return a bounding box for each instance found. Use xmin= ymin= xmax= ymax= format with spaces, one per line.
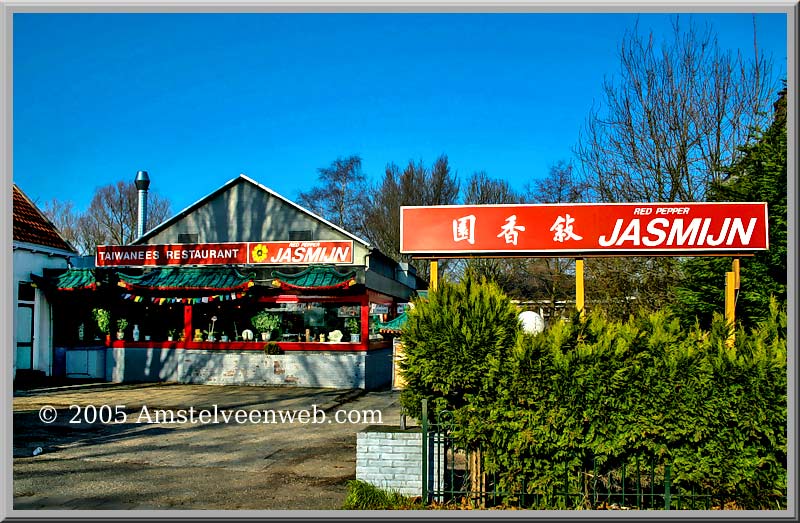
xmin=105 ymin=347 xmax=392 ymax=390
xmin=356 ymin=428 xmax=422 ymax=496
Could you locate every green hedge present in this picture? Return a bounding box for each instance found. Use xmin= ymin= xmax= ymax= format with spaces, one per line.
xmin=400 ymin=276 xmax=787 ymax=509
xmin=488 ymin=302 xmax=786 ymax=509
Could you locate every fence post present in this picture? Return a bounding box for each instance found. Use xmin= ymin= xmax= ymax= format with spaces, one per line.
xmin=421 ymin=399 xmax=428 ymax=504
xmin=664 ymin=463 xmax=671 ymax=510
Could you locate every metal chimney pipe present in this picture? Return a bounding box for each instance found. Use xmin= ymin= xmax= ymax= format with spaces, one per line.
xmin=134 ymin=170 xmax=150 ymax=239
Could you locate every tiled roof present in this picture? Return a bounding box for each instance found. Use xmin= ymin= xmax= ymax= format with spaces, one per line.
xmin=117 ymin=267 xmax=255 ymax=292
xmin=13 ymin=185 xmax=76 ymax=253
xmin=271 ymin=266 xmax=357 ymax=290
xmin=31 ymin=269 xmax=98 ymax=291
xmin=379 ymin=312 xmax=408 ymax=334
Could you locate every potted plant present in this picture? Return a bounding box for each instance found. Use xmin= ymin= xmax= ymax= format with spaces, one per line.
xmin=167 ymin=328 xmax=178 ymax=342
xmin=116 ymin=318 xmax=128 ymax=340
xmin=346 ymin=317 xmax=360 ymax=343
xmin=91 ymin=308 xmax=111 ymax=343
xmin=251 ymin=311 xmax=281 ymax=341
xmin=220 ymin=331 xmax=229 ymax=342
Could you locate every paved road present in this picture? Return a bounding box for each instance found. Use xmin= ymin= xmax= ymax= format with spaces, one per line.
xmin=13 ymin=383 xmax=409 ymax=510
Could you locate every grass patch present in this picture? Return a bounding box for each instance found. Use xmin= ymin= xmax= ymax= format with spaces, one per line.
xmin=342 ymin=480 xmax=425 ymax=510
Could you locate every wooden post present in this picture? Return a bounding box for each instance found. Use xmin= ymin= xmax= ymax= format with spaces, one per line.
xmin=429 ymin=260 xmax=438 ymax=291
xmin=725 ymin=258 xmax=740 ymax=348
xmin=575 ymin=258 xmax=585 ymax=320
xmin=725 ymin=270 xmax=736 ymax=347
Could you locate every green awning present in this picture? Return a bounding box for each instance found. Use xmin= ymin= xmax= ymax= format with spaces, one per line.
xmin=271 ymin=266 xmax=357 ymax=291
xmin=378 ymin=312 xmax=408 ymax=334
xmin=31 ymin=269 xmax=98 ymax=291
xmin=117 ymin=267 xmax=255 ymax=292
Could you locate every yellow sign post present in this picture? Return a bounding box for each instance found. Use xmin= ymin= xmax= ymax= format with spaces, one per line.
xmin=576 ymin=258 xmax=585 ymax=320
xmin=429 ymin=260 xmax=438 ymax=291
xmin=724 ymin=258 xmax=740 ymax=347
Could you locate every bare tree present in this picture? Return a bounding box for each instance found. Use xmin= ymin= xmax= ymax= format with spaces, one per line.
xmin=297 ymin=155 xmax=369 ymax=237
xmin=363 ymin=155 xmax=460 ymax=283
xmin=573 ymin=16 xmax=776 ymax=319
xmin=42 ymin=198 xmax=84 ymax=253
xmin=575 ymin=16 xmax=776 ymax=203
xmin=44 ymin=181 xmax=172 ymax=255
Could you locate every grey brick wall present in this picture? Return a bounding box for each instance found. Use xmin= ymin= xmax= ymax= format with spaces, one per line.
xmin=356 ymin=429 xmax=423 ymax=496
xmin=105 ymin=347 xmax=392 ymax=390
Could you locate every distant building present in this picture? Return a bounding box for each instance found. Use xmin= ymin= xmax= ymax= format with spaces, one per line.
xmin=12 ymin=185 xmax=77 ymax=380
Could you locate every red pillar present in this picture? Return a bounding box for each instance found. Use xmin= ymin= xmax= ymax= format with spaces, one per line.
xmin=183 ymin=305 xmax=192 ymax=342
xmin=360 ymin=295 xmax=369 ymax=345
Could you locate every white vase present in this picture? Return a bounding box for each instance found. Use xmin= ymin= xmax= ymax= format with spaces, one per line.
xmin=132 ymin=324 xmax=140 ymax=342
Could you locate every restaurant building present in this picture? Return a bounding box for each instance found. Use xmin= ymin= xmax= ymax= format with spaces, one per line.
xmin=34 ymin=174 xmax=423 ymax=389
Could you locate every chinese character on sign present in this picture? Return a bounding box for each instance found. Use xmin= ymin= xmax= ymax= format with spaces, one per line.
xmin=550 ymin=213 xmax=583 ymax=242
xmin=497 ymin=215 xmax=525 ymax=245
xmin=453 ymin=215 xmax=476 ymax=244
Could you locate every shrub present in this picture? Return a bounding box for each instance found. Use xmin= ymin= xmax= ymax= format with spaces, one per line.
xmin=482 ymin=301 xmax=787 ymax=509
xmin=399 ymin=274 xmax=520 ymax=423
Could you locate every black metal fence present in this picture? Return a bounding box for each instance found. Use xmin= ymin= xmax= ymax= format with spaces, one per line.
xmin=419 ymin=399 xmax=786 ymax=510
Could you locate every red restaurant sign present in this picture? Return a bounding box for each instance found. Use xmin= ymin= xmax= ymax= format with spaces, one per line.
xmin=400 ymin=203 xmax=769 ymax=256
xmin=96 ymin=240 xmax=355 ymax=267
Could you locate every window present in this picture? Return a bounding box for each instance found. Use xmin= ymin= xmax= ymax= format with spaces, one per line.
xmin=232 ymin=302 xmax=361 ymax=343
xmin=289 ymin=230 xmax=312 ymax=241
xmin=18 ymin=282 xmax=35 ymax=302
xmin=178 ymin=233 xmax=199 ymax=243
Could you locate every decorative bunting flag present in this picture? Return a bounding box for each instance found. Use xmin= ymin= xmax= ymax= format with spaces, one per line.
xmin=118 ymin=290 xmax=251 ymax=305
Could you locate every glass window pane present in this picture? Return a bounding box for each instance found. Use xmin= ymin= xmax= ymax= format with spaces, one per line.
xmin=16 ymin=306 xmax=33 ymax=343
xmin=18 ymin=282 xmax=35 ymax=302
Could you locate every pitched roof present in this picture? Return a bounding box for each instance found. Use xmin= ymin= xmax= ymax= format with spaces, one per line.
xmin=30 ymin=268 xmax=98 ymax=291
xmin=13 ymin=185 xmax=77 ymax=253
xmin=271 ymin=266 xmax=357 ymax=291
xmin=117 ymin=267 xmax=256 ymax=292
xmin=131 ymin=174 xmax=371 ymax=247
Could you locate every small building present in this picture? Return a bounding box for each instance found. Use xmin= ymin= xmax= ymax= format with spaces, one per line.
xmin=34 ymin=174 xmax=424 ymax=389
xmin=12 ymin=185 xmax=78 ymax=381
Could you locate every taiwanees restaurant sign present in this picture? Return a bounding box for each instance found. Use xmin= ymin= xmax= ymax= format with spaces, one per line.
xmin=96 ymin=240 xmax=354 ymax=267
xmin=400 ymin=203 xmax=769 ymax=256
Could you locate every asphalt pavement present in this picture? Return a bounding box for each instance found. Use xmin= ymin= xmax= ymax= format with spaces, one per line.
xmin=12 ymin=382 xmax=409 ymax=511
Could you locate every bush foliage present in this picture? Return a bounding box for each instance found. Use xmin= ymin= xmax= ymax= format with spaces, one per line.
xmin=399 ymin=275 xmax=520 ymax=421
xmin=400 ymin=277 xmax=787 ymax=509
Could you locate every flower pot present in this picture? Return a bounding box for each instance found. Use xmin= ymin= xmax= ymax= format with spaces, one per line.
xmin=167 ymin=336 xmax=174 ymax=342
xmin=261 ymin=332 xmax=271 ymax=341
xmin=350 ymin=334 xmax=361 ymax=343
xmin=220 ymin=335 xmax=229 ymax=342
xmin=116 ymin=331 xmax=125 ymax=341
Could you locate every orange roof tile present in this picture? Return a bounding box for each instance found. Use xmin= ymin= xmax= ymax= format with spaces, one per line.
xmin=13 ymin=185 xmax=76 ymax=253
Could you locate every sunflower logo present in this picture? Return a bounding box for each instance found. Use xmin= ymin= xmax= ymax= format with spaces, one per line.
xmin=251 ymin=243 xmax=269 ymax=263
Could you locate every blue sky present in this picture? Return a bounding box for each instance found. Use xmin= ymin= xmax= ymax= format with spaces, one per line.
xmin=13 ymin=12 xmax=788 ymax=216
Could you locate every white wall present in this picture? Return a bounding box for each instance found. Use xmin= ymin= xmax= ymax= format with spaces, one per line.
xmin=13 ymin=246 xmax=72 ymax=377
